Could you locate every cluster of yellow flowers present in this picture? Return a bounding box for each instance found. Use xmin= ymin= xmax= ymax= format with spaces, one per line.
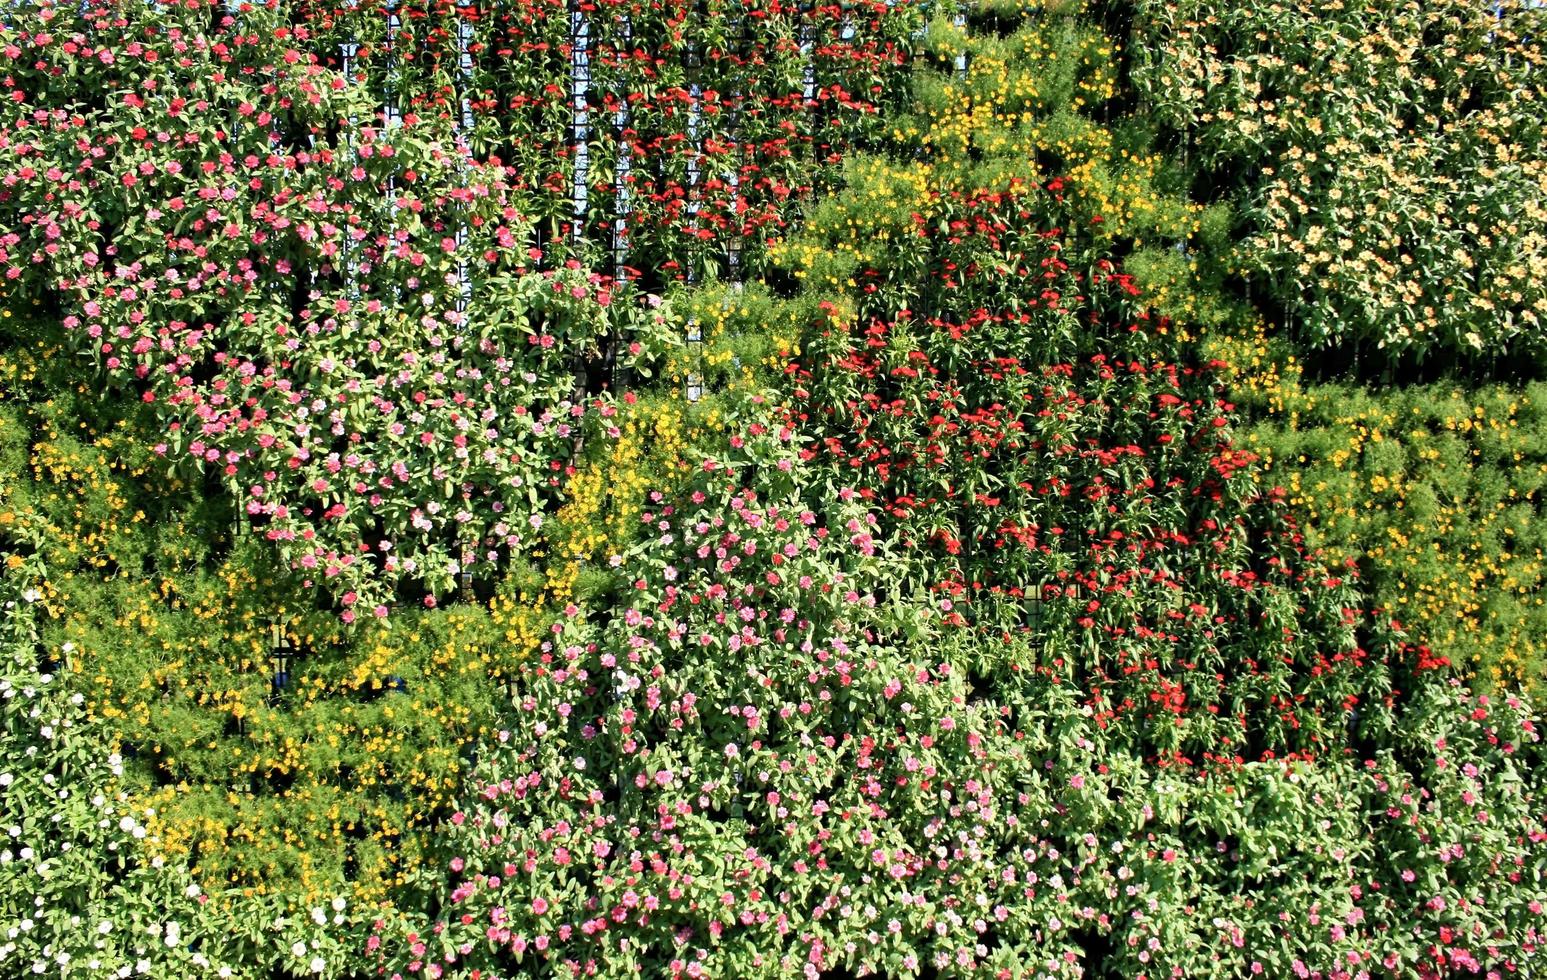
xmin=772 ymin=4 xmax=1198 ymax=313
xmin=1222 ymin=331 xmax=1547 ymax=688
xmin=113 ymin=588 xmax=574 ymax=907
xmin=1133 ymin=0 xmax=1547 ymax=355
xmin=554 ymin=396 xmax=703 ymax=563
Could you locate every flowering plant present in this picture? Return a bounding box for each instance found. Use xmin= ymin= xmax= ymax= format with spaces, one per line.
xmin=1131 ymin=0 xmax=1547 ymax=364
xmin=378 ymin=409 xmax=1547 ymax=976
xmin=0 ymin=0 xmax=676 ymax=614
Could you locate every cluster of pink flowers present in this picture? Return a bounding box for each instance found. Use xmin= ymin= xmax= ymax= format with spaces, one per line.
xmin=365 ymin=412 xmax=1546 ymax=979
xmin=0 ymin=0 xmax=674 ymax=614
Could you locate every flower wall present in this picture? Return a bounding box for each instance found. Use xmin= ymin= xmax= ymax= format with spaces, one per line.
xmin=1 ymin=0 xmax=1545 ymax=978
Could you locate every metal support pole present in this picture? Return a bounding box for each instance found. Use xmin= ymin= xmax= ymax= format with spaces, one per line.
xmin=571 ymin=1 xmax=592 ymax=251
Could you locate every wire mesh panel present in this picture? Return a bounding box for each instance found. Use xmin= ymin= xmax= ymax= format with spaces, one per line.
xmin=611 ymin=15 xmax=634 ymax=284
xmin=684 ymin=1 xmax=705 ymax=402
xmin=384 ymin=0 xmax=403 ymax=131
xmin=570 ymin=1 xmax=592 ymax=250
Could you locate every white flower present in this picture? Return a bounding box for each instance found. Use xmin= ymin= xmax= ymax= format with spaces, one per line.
xmin=331 ymin=896 xmax=346 ymax=912
xmin=291 ymin=941 xmax=307 ymax=958
xmin=573 ymin=756 xmax=586 ymax=771
xmin=98 ymin=921 xmax=112 ymax=935
xmin=310 ymin=907 xmax=327 ymax=926
xmin=310 ymin=957 xmax=327 ymax=973
xmin=185 ymin=884 xmax=201 ymax=899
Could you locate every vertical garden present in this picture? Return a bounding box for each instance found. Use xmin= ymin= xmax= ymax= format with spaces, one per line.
xmin=0 ymin=0 xmax=1544 ymax=977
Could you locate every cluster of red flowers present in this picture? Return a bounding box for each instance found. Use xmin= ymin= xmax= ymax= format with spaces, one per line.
xmin=777 ymin=180 xmax=1419 ymax=763
xmin=291 ymin=0 xmax=923 ymax=286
